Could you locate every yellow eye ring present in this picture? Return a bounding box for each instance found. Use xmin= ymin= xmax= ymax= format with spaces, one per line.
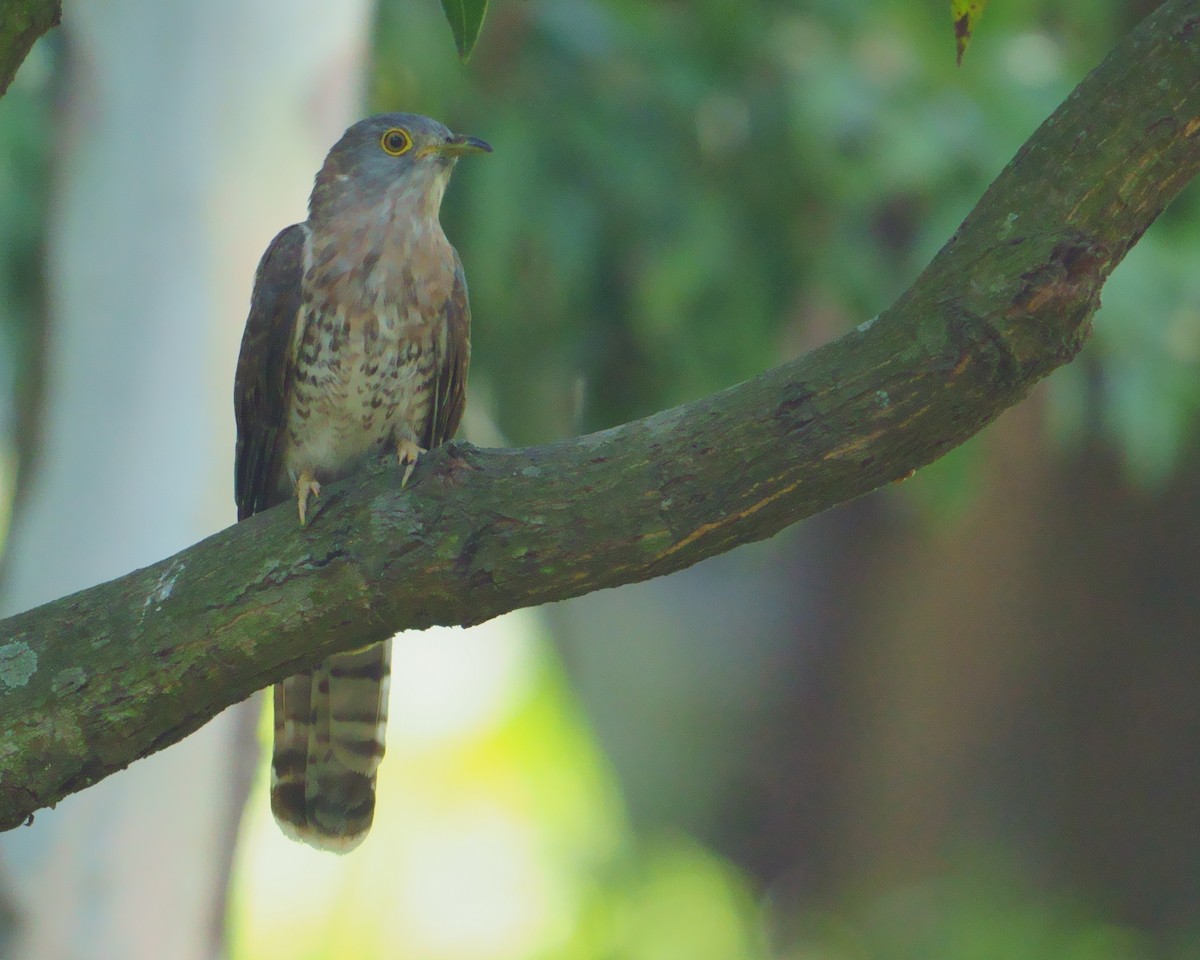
xmin=380 ymin=127 xmax=412 ymax=156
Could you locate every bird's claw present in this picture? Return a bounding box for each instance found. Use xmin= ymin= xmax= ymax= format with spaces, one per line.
xmin=296 ymin=473 xmax=321 ymax=526
xmin=396 ymin=439 xmax=426 ymax=488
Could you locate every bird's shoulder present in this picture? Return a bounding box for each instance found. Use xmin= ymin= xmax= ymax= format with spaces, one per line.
xmin=237 ymin=224 xmax=310 ymax=376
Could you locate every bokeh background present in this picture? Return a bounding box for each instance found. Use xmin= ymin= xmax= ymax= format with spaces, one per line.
xmin=0 ymin=0 xmax=1198 ymax=958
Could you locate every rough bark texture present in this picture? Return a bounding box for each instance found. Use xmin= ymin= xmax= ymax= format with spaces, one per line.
xmin=0 ymin=0 xmax=59 ymax=95
xmin=0 ymin=0 xmax=1198 ymax=833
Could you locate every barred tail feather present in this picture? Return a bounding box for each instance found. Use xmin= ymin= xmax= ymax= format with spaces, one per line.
xmin=270 ymin=639 xmax=391 ymax=852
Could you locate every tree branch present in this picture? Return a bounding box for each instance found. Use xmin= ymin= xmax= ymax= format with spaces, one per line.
xmin=2 ymin=0 xmax=1199 ymax=832
xmin=0 ymin=0 xmax=60 ymax=97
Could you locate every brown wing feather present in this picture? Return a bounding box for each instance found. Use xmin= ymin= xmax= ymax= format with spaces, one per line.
xmin=234 ymin=224 xmax=307 ymax=521
xmin=423 ymin=250 xmax=471 ymax=450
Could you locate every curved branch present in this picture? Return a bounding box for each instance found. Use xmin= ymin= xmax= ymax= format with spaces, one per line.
xmin=1 ymin=0 xmax=1199 ymax=832
xmin=0 ymin=0 xmax=60 ymax=96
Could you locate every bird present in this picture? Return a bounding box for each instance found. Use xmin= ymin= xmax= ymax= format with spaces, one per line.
xmin=233 ymin=113 xmax=490 ymax=851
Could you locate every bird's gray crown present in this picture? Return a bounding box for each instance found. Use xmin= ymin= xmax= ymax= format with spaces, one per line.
xmin=308 ymin=113 xmax=489 ymax=224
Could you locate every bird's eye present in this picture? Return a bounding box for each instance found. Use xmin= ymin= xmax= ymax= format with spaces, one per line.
xmin=380 ymin=127 xmax=412 ymax=156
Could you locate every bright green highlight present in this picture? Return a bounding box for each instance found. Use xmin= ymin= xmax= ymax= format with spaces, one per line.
xmin=227 ymin=609 xmax=764 ymax=960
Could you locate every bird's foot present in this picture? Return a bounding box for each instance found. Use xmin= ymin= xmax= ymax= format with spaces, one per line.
xmin=296 ymin=472 xmax=321 ymax=526
xmin=396 ymin=439 xmax=426 ymax=488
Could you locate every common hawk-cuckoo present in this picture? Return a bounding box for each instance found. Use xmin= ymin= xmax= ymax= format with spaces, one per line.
xmin=234 ymin=113 xmax=490 ymax=851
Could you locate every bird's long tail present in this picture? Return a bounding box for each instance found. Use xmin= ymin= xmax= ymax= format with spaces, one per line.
xmin=270 ymin=639 xmax=391 ymax=852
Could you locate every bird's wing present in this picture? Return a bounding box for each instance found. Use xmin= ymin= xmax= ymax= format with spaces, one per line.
xmin=234 ymin=224 xmax=308 ymax=521
xmin=424 ymin=250 xmax=472 ymax=449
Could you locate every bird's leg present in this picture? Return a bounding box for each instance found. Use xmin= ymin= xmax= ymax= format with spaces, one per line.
xmin=396 ymin=438 xmax=426 ymax=488
xmin=295 ymin=470 xmax=321 ymax=526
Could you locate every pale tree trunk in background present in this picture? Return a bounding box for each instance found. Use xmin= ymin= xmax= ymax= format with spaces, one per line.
xmin=0 ymin=1 xmax=371 ymax=957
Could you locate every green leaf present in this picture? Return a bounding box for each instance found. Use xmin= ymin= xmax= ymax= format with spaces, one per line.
xmin=439 ymin=0 xmax=490 ymax=59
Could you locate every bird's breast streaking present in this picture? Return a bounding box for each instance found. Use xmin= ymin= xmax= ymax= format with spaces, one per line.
xmin=280 ymin=212 xmax=455 ymax=500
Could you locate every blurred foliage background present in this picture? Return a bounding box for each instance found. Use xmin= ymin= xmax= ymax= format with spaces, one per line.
xmin=374 ymin=0 xmax=1200 ymax=472
xmin=1 ymin=0 xmax=1199 ymax=957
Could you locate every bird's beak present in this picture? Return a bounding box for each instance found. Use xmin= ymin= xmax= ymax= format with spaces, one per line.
xmin=437 ymin=134 xmax=493 ymax=157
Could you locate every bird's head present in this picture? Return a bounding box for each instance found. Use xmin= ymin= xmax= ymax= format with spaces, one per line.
xmin=308 ymin=113 xmax=491 ymax=225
